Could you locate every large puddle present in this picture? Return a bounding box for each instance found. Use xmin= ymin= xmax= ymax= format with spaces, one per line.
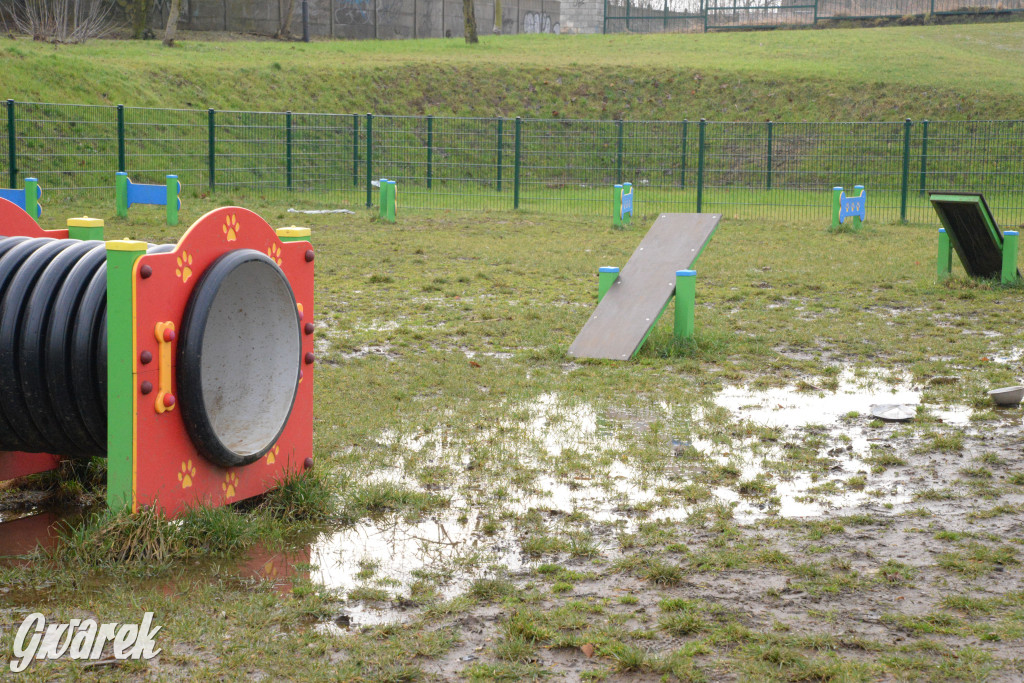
xmin=5 ymin=364 xmax=1014 ymax=627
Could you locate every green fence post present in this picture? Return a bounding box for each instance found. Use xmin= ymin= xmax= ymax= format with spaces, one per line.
xmin=496 ymin=118 xmax=503 ymax=192
xmin=937 ymin=228 xmax=951 ymax=280
xmin=1002 ymin=231 xmax=1019 ymax=285
xmin=813 ymin=0 xmax=818 ymax=23
xmin=702 ymin=0 xmax=708 ymax=32
xmin=616 ymin=119 xmax=624 ymax=185
xmin=24 ymin=177 xmax=38 ymax=219
xmin=919 ymin=119 xmax=929 ymax=197
xmin=696 ymin=118 xmax=706 ymax=213
xmin=598 ymin=266 xmax=618 ymax=302
xmin=117 ymin=104 xmax=126 ymax=173
xmin=680 ymin=119 xmax=688 ymax=189
xmin=900 ymin=118 xmax=911 ymax=223
xmin=766 ymin=120 xmax=773 ymax=191
xmin=166 ymin=174 xmax=180 ymax=227
xmin=625 ymin=0 xmax=630 ymax=30
xmin=426 ymin=115 xmax=433 ymax=189
xmin=115 ymin=171 xmax=128 ymax=217
xmin=366 ymin=113 xmax=373 ymax=208
xmin=514 ymin=116 xmax=521 ymax=210
xmin=7 ymin=100 xmax=16 ymax=189
xmin=663 ymin=0 xmax=668 ymax=29
xmin=208 ymin=108 xmax=216 ymax=192
xmin=674 ymin=269 xmax=696 ymax=341
xmin=930 ymin=0 xmax=935 ymax=13
xmin=352 ymin=113 xmax=359 ymax=187
xmin=286 ymin=111 xmax=293 ymax=191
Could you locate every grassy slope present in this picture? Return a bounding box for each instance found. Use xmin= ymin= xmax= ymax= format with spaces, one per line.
xmin=2 ymin=23 xmax=1024 ymax=121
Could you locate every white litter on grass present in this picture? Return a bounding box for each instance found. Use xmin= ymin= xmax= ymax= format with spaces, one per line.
xmin=287 ymin=208 xmax=356 ymax=215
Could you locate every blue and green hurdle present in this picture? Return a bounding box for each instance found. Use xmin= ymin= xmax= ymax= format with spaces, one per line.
xmin=115 ymin=172 xmax=181 ymax=226
xmin=378 ymin=178 xmax=396 ymax=223
xmin=0 ymin=178 xmax=42 ymax=218
xmin=613 ymin=182 xmax=633 ymax=228
xmin=831 ymin=185 xmax=866 ymax=231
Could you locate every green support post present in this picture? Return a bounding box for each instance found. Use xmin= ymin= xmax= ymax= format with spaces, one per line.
xmin=812 ymin=0 xmax=818 ymax=23
xmin=919 ymin=119 xmax=928 ymax=197
xmin=117 ymin=104 xmax=126 ymax=174
xmin=937 ymin=228 xmax=951 ymax=281
xmin=766 ymin=120 xmax=773 ymax=191
xmin=513 ymin=116 xmax=521 ymax=210
xmin=496 ymin=118 xmax=503 ymax=192
xmin=67 ymin=216 xmax=104 ymax=241
xmin=352 ymin=114 xmax=359 ymax=187
xmin=831 ymin=186 xmax=842 ymax=230
xmin=598 ymin=266 xmax=619 ymax=302
xmin=663 ymin=0 xmax=668 ymax=29
xmin=696 ymin=119 xmax=706 ymax=213
xmin=900 ymin=118 xmax=911 ymax=223
xmin=208 ymin=108 xmax=216 ymax=192
xmin=286 ymin=111 xmax=293 ymax=191
xmin=379 ymin=178 xmax=396 ymax=223
xmin=105 ymin=238 xmax=149 ymax=510
xmin=166 ymin=174 xmax=179 ymax=227
xmin=24 ymin=177 xmax=39 ymax=219
xmin=616 ymin=119 xmax=624 ymax=185
xmin=7 ymin=99 xmax=16 ymax=189
xmin=1002 ymin=231 xmax=1019 ymax=285
xmin=426 ymin=115 xmax=433 ymax=189
xmin=115 ymin=171 xmax=128 ymax=217
xmin=680 ymin=119 xmax=688 ymax=189
xmin=675 ymin=270 xmax=696 ymax=341
xmin=366 ymin=113 xmax=373 ymax=208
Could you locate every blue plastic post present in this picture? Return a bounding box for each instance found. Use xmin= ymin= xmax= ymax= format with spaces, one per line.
xmin=675 ymin=269 xmax=696 ymax=340
xmin=598 ymin=266 xmax=619 ymax=302
xmin=853 ymin=185 xmax=864 ymax=229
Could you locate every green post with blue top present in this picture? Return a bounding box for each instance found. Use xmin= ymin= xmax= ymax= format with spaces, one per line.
xmin=675 ymin=270 xmax=696 ymax=340
xmin=937 ymin=228 xmax=951 ymax=281
xmin=598 ymin=266 xmax=619 ymax=302
xmin=1003 ymin=231 xmax=1019 ymax=285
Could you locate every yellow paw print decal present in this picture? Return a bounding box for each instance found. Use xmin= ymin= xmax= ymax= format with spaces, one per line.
xmin=223 ymin=214 xmax=239 ymax=242
xmin=178 ymin=460 xmax=196 ymax=489
xmin=267 ymin=243 xmax=282 ymax=266
xmin=266 ymin=444 xmax=279 ymax=465
xmin=175 ymin=251 xmax=193 ymax=284
xmin=222 ymin=471 xmax=239 ymax=500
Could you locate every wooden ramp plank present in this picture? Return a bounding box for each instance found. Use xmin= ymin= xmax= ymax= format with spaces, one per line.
xmin=568 ymin=213 xmax=721 ymax=360
xmin=929 ymin=192 xmax=1019 ymax=280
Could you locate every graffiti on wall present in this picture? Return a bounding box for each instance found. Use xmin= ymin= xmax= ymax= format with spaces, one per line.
xmin=523 ymin=10 xmax=559 ymax=32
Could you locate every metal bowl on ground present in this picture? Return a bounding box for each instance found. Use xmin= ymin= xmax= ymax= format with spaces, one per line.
xmin=987 ymin=386 xmax=1024 ymax=406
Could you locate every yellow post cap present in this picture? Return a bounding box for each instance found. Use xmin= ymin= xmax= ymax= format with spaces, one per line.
xmin=67 ymin=216 xmax=105 ymax=228
xmin=105 ymin=239 xmax=148 ymax=252
xmin=277 ymin=227 xmax=311 ymax=238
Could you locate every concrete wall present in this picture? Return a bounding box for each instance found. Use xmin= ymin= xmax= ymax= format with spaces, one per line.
xmin=172 ymin=0 xmax=561 ymax=38
xmin=558 ymin=0 xmax=603 ymax=33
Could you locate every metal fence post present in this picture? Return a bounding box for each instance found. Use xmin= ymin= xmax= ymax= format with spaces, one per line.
xmin=366 ymin=113 xmax=373 ymax=208
xmin=680 ymin=119 xmax=688 ymax=189
xmin=813 ymin=0 xmax=819 ymax=23
xmin=286 ymin=111 xmax=293 ymax=191
xmin=766 ymin=120 xmax=773 ymax=191
xmin=6 ymin=100 xmax=16 ymax=189
xmin=352 ymin=113 xmax=359 ymax=187
xmin=513 ymin=116 xmax=521 ymax=210
xmin=696 ymin=118 xmax=706 ymax=213
xmin=919 ymin=119 xmax=929 ymax=197
xmin=663 ymin=0 xmax=668 ymax=29
xmin=208 ymin=108 xmax=216 ymax=192
xmin=900 ymin=118 xmax=911 ymax=223
xmin=117 ymin=104 xmax=126 ymax=173
xmin=496 ymin=118 xmax=503 ymax=192
xmin=616 ymin=119 xmax=624 ymax=185
xmin=625 ymin=0 xmax=630 ymax=30
xmin=426 ymin=115 xmax=433 ymax=189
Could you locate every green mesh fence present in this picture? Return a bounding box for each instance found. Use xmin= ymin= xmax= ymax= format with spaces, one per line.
xmin=3 ymin=100 xmax=1023 ymax=227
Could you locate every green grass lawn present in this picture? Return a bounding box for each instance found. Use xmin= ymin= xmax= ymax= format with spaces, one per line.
xmin=3 ymin=23 xmax=1024 ymax=120
xmin=2 ymin=200 xmax=1023 ymax=679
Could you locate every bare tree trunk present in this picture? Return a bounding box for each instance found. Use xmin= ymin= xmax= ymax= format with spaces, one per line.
xmin=463 ymin=0 xmax=478 ymax=42
xmin=131 ymin=0 xmax=153 ymax=39
xmin=493 ymin=0 xmax=502 ymax=33
xmin=276 ymin=0 xmax=298 ymax=38
xmin=163 ymin=0 xmax=181 ymax=45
